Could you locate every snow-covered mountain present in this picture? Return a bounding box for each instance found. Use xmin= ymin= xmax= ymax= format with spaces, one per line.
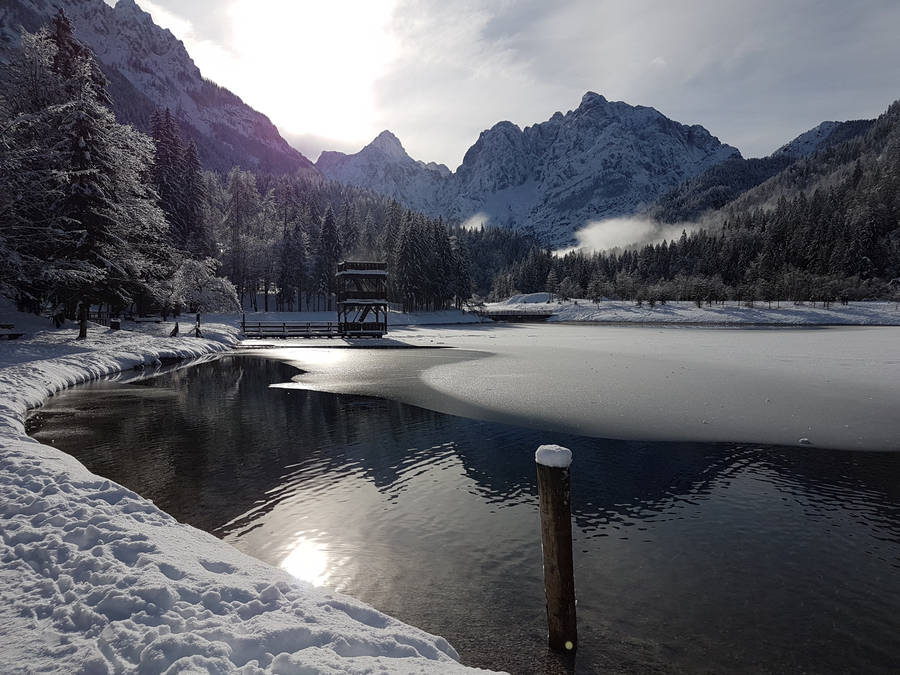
xmin=772 ymin=121 xmax=844 ymax=159
xmin=317 ymin=131 xmax=450 ymax=215
xmin=771 ymin=119 xmax=874 ymax=160
xmin=0 ymin=0 xmax=318 ymax=175
xmin=317 ymin=92 xmax=741 ymax=245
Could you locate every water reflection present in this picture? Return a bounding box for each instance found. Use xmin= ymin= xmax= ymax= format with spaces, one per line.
xmin=27 ymin=355 xmax=900 ymax=675
xmin=279 ymin=534 xmax=331 ymax=587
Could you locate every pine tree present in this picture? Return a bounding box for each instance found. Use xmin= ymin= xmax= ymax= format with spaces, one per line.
xmin=150 ymin=108 xmax=185 ymax=246
xmin=393 ymin=214 xmax=421 ymax=312
xmin=179 ymin=140 xmax=209 ymax=256
xmin=313 ymin=207 xmax=342 ymax=310
xmin=223 ymin=168 xmax=260 ymax=304
xmin=1 ymin=17 xmax=170 ymax=327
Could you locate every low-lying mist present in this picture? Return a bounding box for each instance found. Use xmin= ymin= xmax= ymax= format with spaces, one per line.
xmin=457 ymin=212 xmax=490 ymax=231
xmin=556 ymin=216 xmax=701 ymax=255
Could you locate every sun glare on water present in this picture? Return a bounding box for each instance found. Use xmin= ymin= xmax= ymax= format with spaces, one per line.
xmin=280 ymin=535 xmax=332 ymax=587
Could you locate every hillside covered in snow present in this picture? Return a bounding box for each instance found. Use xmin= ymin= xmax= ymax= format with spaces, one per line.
xmin=0 ymin=0 xmax=319 ymax=174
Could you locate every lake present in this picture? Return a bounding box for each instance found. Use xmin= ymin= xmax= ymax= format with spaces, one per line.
xmin=28 ymin=324 xmax=900 ymax=673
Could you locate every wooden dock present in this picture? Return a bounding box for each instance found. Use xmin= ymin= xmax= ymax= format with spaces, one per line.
xmin=241 ymin=319 xmax=339 ymax=338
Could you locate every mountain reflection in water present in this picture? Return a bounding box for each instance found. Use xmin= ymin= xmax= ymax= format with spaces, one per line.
xmin=29 ymin=356 xmax=900 ymax=674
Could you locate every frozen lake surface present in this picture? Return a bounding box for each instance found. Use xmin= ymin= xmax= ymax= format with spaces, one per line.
xmin=29 ymin=324 xmax=900 ymax=673
xmin=265 ymin=323 xmax=900 ymax=451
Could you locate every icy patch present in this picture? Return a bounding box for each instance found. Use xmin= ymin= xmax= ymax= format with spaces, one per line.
xmin=535 ymin=444 xmax=572 ymax=468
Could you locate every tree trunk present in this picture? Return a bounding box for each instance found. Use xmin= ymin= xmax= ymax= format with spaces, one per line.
xmin=77 ymin=302 xmax=88 ymax=340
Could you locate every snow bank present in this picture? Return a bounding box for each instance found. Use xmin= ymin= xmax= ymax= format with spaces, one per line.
xmin=488 ymin=298 xmax=900 ymax=325
xmin=535 ymin=445 xmax=572 ymax=469
xmin=498 ymin=293 xmax=553 ymax=305
xmin=0 ymin=315 xmax=489 ymax=673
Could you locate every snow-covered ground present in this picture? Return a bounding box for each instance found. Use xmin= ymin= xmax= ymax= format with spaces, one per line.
xmin=491 ymin=293 xmax=900 ymax=325
xmin=4 ymin=291 xmax=898 ymax=672
xmin=0 ymin=302 xmax=489 ymax=674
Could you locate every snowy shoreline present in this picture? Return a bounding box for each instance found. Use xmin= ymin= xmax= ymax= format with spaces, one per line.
xmin=489 ymin=294 xmax=900 ymax=325
xmin=0 ymin=315 xmax=489 ymax=673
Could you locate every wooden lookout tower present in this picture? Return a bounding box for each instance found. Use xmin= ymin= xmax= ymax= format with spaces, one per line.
xmin=336 ymin=261 xmax=388 ymax=337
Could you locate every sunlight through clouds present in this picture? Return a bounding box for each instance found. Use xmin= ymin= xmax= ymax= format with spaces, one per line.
xmin=118 ymin=0 xmax=399 ymax=151
xmin=224 ymin=0 xmax=399 ymax=144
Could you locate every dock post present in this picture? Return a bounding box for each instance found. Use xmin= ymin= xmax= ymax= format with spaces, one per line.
xmin=536 ymin=444 xmax=577 ymax=652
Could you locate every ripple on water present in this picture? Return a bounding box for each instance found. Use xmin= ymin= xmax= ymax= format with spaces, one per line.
xmin=27 ymin=356 xmax=900 ymax=675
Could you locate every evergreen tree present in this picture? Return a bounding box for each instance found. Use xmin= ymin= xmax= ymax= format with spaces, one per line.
xmin=223 ymin=168 xmax=260 ymax=304
xmin=313 ymin=207 xmax=342 ymax=310
xmin=1 ymin=16 xmax=170 ymax=329
xmin=179 ymin=140 xmax=209 ymax=256
xmin=150 ymin=108 xmax=185 ymax=246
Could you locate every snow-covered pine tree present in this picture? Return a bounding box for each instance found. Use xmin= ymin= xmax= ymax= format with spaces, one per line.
xmin=392 ymin=212 xmax=430 ymax=311
xmin=313 ymin=207 xmax=342 ymax=310
xmin=0 ymin=29 xmax=75 ymax=306
xmin=377 ymin=200 xmax=403 ymax=260
xmin=339 ymin=200 xmax=358 ymax=256
xmin=276 ymin=223 xmax=308 ymax=310
xmin=49 ymin=9 xmax=109 ymax=107
xmin=428 ymin=218 xmax=453 ymax=310
xmin=448 ymin=234 xmax=472 ymax=309
xmin=178 ymin=140 xmax=209 ymax=257
xmin=223 ymin=167 xmax=260 ymax=304
xmin=59 ymin=62 xmax=170 ymax=337
xmin=150 ymin=108 xmax=186 ymax=246
xmin=1 ymin=17 xmax=171 ymax=327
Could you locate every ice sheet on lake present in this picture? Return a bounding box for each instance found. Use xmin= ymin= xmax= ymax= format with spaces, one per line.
xmin=273 ymin=323 xmax=900 ymax=451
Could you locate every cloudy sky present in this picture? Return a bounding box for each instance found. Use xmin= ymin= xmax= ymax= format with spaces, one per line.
xmin=107 ymin=0 xmax=900 ymax=169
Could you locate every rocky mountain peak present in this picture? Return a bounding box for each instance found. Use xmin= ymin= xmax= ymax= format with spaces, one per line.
xmin=114 ymin=0 xmax=147 ymax=19
xmin=579 ymin=91 xmax=607 ymax=107
xmin=367 ymin=130 xmax=409 ymax=160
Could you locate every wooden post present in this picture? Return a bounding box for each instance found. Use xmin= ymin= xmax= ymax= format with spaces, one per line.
xmin=536 ymin=444 xmax=576 ymax=652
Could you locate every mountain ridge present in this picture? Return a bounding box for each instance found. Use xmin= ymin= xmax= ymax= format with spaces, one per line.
xmin=0 ymin=0 xmax=319 ymax=175
xmin=651 ymin=118 xmax=875 ymax=223
xmin=316 ymin=92 xmax=741 ymax=245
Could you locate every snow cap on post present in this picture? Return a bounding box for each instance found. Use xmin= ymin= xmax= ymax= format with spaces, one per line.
xmin=535 ymin=444 xmax=572 ymax=468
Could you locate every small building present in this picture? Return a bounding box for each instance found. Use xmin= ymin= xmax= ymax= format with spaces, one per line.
xmin=336 ymin=261 xmax=388 ymax=337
